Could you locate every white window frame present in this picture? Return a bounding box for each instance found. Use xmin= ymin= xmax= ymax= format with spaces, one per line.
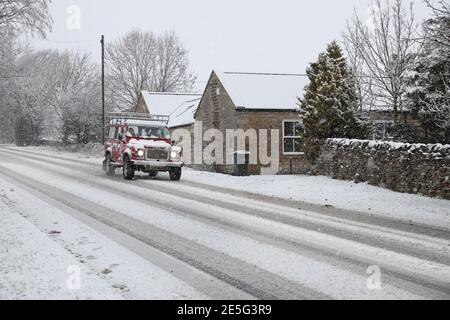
xmin=282 ymin=120 xmax=304 ymax=155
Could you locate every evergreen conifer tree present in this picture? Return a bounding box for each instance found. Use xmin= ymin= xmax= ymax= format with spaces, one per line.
xmin=300 ymin=41 xmax=370 ymax=158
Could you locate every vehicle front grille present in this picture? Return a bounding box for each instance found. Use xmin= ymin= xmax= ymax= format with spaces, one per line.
xmin=146 ymin=148 xmax=169 ymax=161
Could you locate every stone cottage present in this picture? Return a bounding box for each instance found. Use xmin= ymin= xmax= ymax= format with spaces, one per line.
xmin=189 ymin=70 xmax=309 ymax=175
xmin=134 ymin=72 xmax=425 ymax=177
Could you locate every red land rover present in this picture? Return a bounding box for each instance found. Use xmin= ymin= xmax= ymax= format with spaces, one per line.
xmin=102 ymin=113 xmax=183 ymax=181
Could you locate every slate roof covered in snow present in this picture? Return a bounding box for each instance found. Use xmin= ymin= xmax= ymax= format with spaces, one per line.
xmin=140 ymin=91 xmax=202 ymax=128
xmin=215 ymin=71 xmax=308 ymax=110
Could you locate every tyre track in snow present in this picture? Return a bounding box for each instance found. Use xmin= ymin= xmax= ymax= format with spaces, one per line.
xmin=0 ymin=146 xmax=446 ymax=298
xmin=0 ymin=154 xmax=327 ymax=300
xmin=0 ymin=163 xmax=429 ymax=300
xmin=0 ymin=169 xmax=327 ymax=300
xmin=3 ymin=145 xmax=449 ymax=239
xmin=2 ymin=146 xmax=450 ymax=267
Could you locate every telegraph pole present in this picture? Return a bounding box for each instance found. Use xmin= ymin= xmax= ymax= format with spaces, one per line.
xmin=101 ymin=35 xmax=105 ymax=144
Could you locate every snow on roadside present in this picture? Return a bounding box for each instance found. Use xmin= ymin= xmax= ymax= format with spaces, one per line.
xmin=23 ymin=144 xmax=103 ymax=163
xmin=0 ymin=192 xmax=122 ymax=300
xmin=0 ymin=178 xmax=206 ymax=300
xmin=181 ymin=169 xmax=450 ymax=230
xmin=0 ymin=161 xmax=426 ymax=299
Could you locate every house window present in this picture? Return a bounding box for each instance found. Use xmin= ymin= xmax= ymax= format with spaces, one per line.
xmin=283 ymin=120 xmax=303 ymax=154
xmin=372 ymin=120 xmax=394 ymax=141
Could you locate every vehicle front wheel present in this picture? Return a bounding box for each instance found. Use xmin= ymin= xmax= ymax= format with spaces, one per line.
xmin=123 ymin=155 xmax=135 ymax=180
xmin=169 ymin=168 xmax=182 ymax=181
xmin=148 ymin=171 xmax=158 ymax=178
xmin=105 ymin=154 xmax=115 ymax=176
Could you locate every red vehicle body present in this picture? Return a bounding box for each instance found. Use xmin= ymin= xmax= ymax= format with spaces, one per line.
xmin=102 ymin=113 xmax=183 ymax=181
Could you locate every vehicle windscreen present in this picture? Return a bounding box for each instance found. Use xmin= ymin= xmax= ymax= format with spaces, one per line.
xmin=127 ymin=126 xmax=170 ymax=139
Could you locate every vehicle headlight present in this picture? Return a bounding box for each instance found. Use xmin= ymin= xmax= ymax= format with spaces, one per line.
xmin=137 ymin=150 xmax=145 ymax=157
xmin=170 ymin=147 xmax=182 ymax=160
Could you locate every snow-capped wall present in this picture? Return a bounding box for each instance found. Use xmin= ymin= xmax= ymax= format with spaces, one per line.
xmin=327 ymin=139 xmax=450 ymax=155
xmin=313 ymin=139 xmax=450 ymax=199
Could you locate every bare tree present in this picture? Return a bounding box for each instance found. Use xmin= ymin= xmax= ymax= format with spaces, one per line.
xmin=106 ymin=29 xmax=196 ymax=111
xmin=0 ymin=55 xmax=17 ymax=142
xmin=0 ymin=0 xmax=52 ymax=77
xmin=424 ymin=0 xmax=450 ymax=16
xmin=0 ymin=0 xmax=52 ymax=142
xmin=343 ymin=0 xmax=421 ymax=121
xmin=105 ymin=29 xmax=158 ymax=111
xmin=152 ymin=30 xmax=197 ymax=92
xmin=0 ymin=29 xmax=28 ymax=142
xmin=0 ymin=0 xmax=52 ymax=38
xmin=0 ymin=29 xmax=19 ymax=79
xmin=9 ymin=49 xmax=100 ymax=143
xmin=342 ymin=32 xmax=377 ymax=112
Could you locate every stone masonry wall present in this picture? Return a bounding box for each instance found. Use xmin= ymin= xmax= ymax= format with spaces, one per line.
xmin=193 ymin=71 xmax=306 ymax=175
xmin=237 ymin=111 xmax=307 ymax=175
xmin=313 ymin=139 xmax=450 ymax=199
xmin=194 ymin=71 xmax=238 ymax=175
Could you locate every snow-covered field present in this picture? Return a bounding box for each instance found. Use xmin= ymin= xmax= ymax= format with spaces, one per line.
xmin=0 ymin=145 xmax=449 ymax=300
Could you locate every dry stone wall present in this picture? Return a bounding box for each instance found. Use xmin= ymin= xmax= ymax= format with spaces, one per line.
xmin=313 ymin=139 xmax=450 ymax=199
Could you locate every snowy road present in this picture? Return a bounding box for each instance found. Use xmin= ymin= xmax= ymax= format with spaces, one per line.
xmin=0 ymin=145 xmax=449 ymax=300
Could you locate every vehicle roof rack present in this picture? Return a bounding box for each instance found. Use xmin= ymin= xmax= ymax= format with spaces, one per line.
xmin=107 ymin=112 xmax=170 ymax=125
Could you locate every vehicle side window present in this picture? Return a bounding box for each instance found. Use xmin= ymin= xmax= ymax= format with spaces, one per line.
xmin=128 ymin=126 xmax=138 ymax=137
xmin=117 ymin=127 xmax=126 ymax=140
xmin=108 ymin=127 xmax=116 ymax=139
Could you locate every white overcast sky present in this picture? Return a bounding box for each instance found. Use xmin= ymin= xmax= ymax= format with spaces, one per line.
xmin=31 ymin=0 xmax=431 ymax=86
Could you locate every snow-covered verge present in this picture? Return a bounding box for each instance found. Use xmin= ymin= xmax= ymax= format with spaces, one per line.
xmin=0 ymin=177 xmax=205 ymax=300
xmin=31 ymin=142 xmax=104 ymax=158
xmin=182 ymin=169 xmax=450 ymax=230
xmin=0 ymin=191 xmax=121 ymax=299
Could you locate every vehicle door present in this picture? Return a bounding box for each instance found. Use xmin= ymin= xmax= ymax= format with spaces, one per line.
xmin=106 ymin=126 xmax=116 ymax=159
xmin=118 ymin=126 xmax=128 ymax=162
xmin=111 ymin=126 xmax=121 ymax=162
